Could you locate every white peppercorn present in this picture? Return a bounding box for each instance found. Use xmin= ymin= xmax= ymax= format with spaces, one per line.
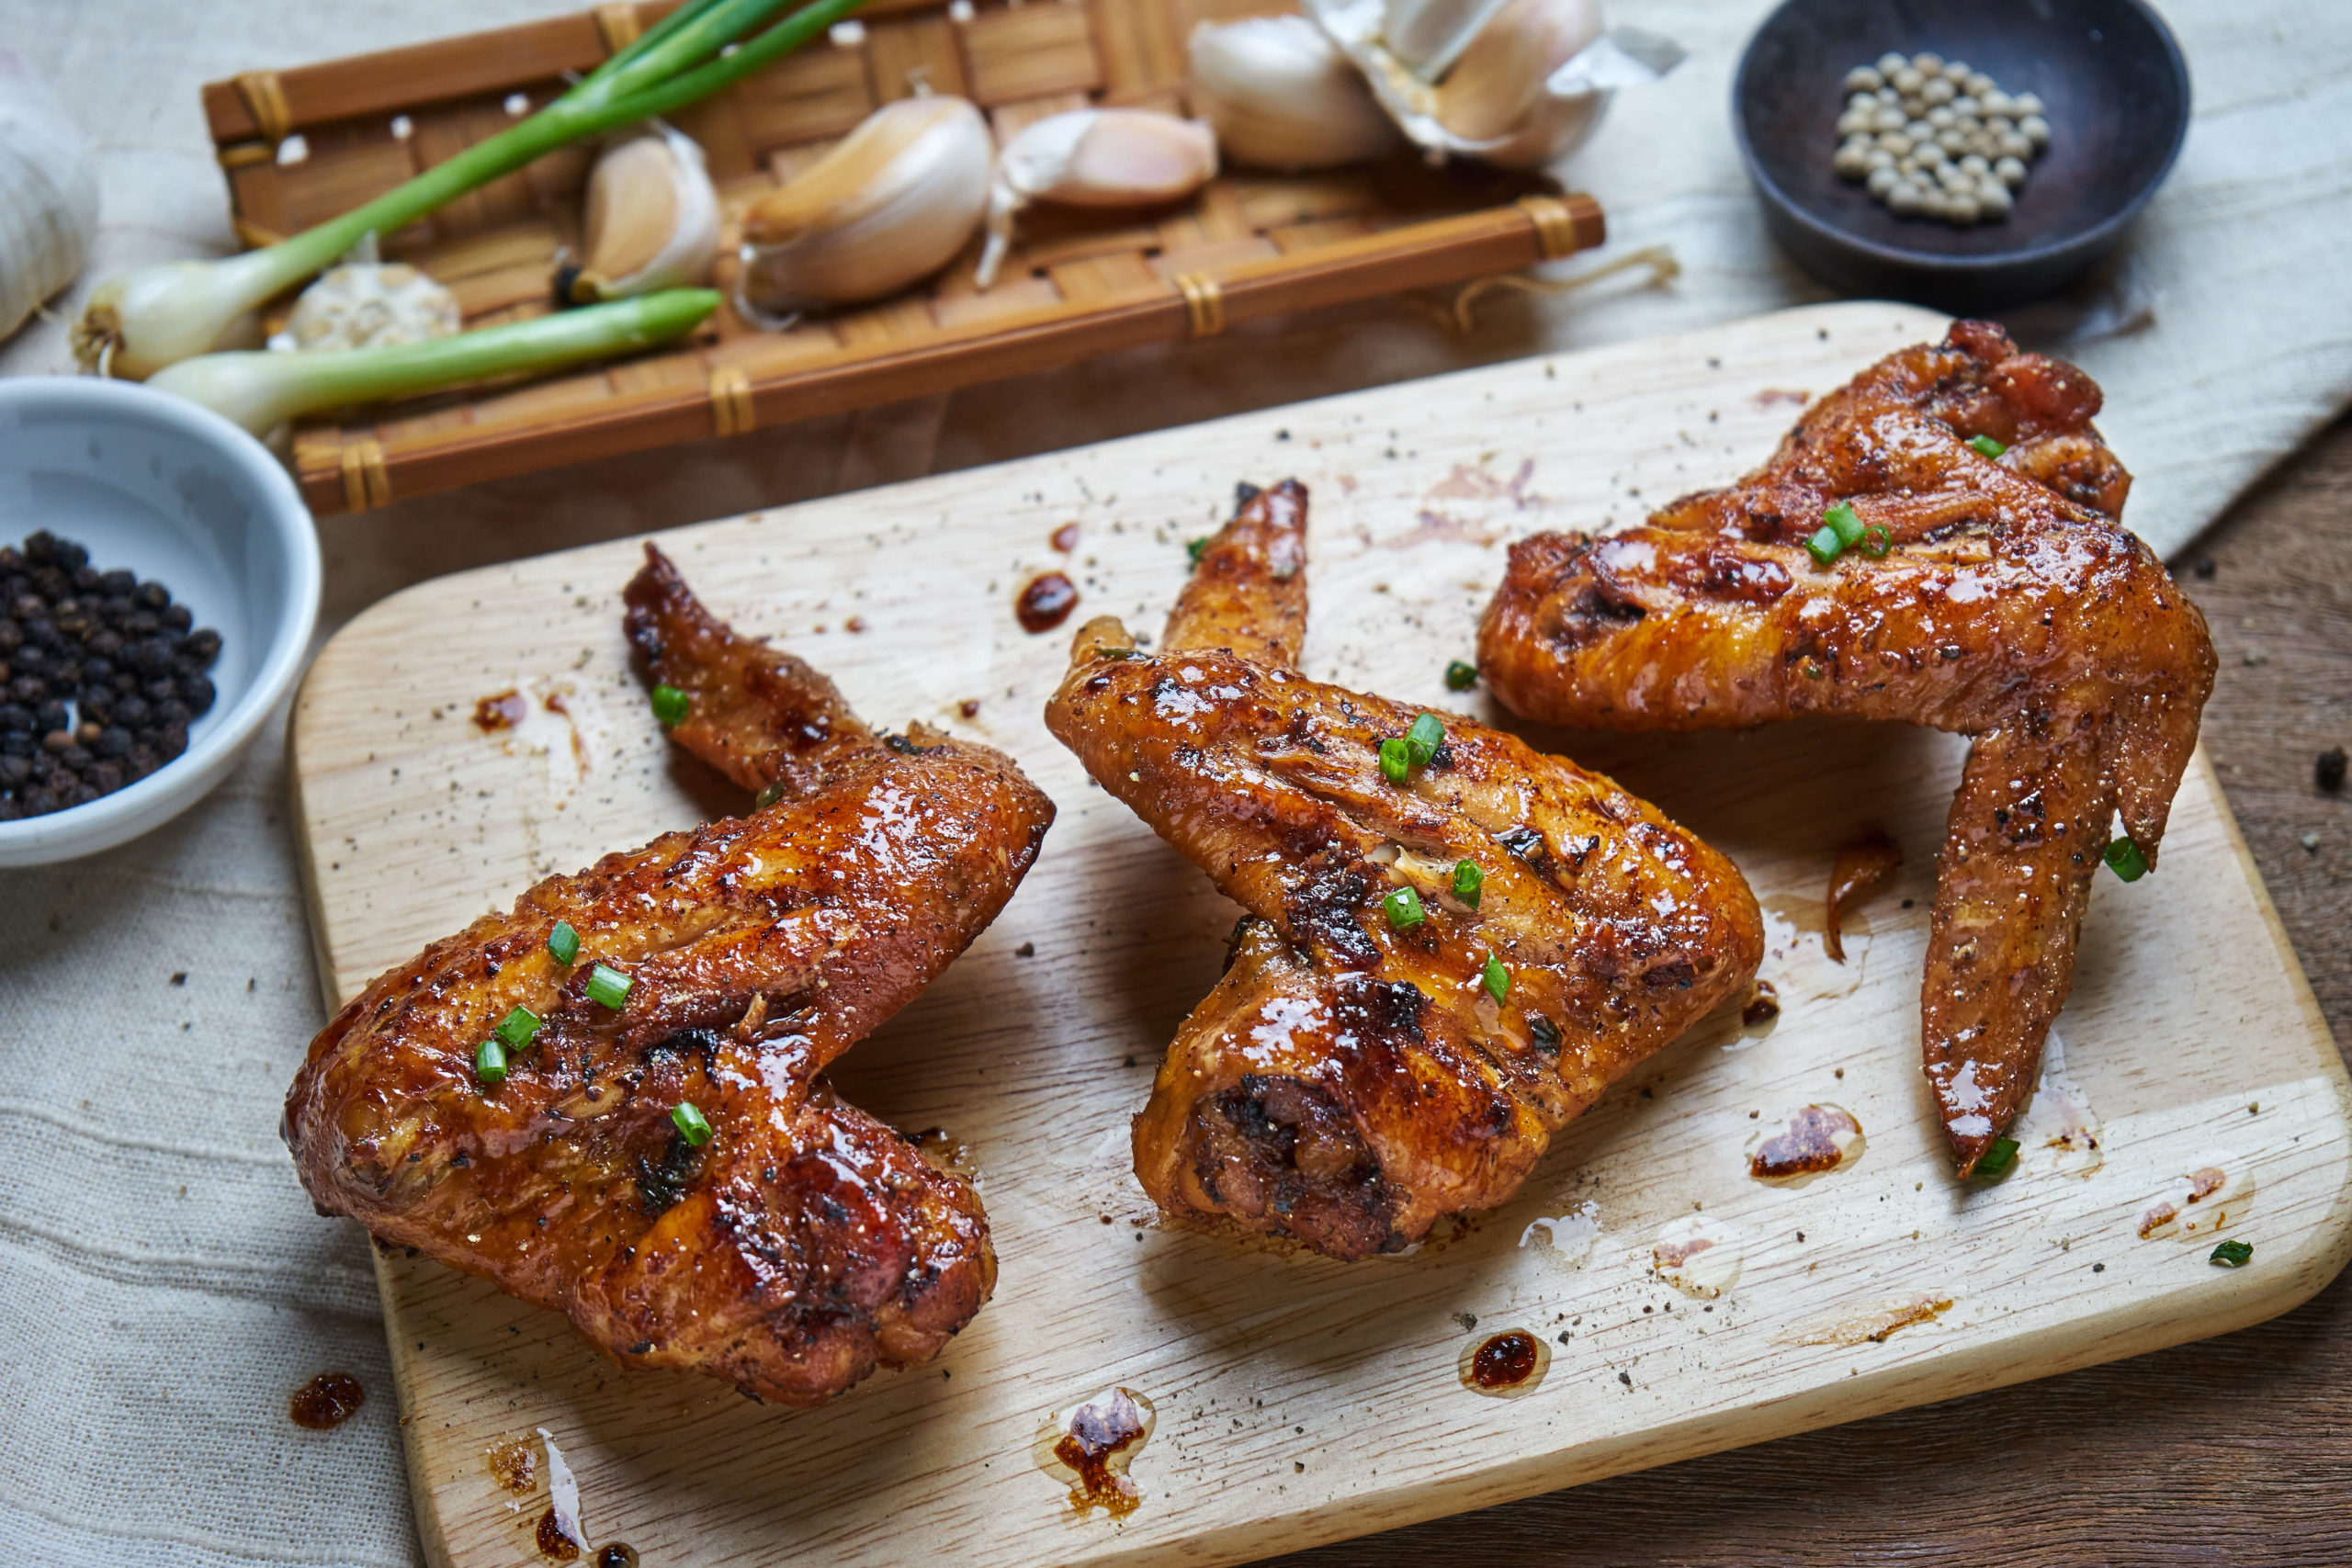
xmin=1830 ymin=52 xmax=2049 ymax=226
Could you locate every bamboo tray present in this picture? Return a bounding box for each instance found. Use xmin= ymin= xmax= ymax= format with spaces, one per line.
xmin=203 ymin=0 xmax=1604 ymax=517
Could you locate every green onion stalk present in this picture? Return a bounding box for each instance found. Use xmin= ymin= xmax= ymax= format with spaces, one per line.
xmin=148 ymin=289 xmax=718 ymax=435
xmin=74 ymin=0 xmax=865 ymax=379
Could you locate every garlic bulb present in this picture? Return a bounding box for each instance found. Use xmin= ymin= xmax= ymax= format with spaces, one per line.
xmin=270 ymin=263 xmax=461 ymax=352
xmin=978 ymin=109 xmax=1217 ymax=289
xmin=561 ymin=125 xmax=720 ymax=305
xmin=739 ymin=95 xmax=990 ymax=313
xmin=0 ymin=48 xmax=97 ymax=344
xmin=1188 ymin=16 xmax=1399 ymax=171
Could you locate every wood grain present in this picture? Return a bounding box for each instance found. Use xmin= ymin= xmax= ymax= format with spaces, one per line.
xmin=288 ymin=303 xmax=2352 ymax=1568
xmin=1262 ymin=421 xmax=2352 ymax=1568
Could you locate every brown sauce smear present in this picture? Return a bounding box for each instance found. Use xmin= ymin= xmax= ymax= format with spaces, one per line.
xmin=595 ymin=1548 xmax=639 ymax=1568
xmin=537 ymin=1508 xmax=582 ymax=1561
xmin=484 ymin=1437 xmax=537 ymax=1495
xmin=1458 ymin=1327 xmax=1550 ymax=1396
xmin=473 ymin=690 xmax=528 ymax=731
xmin=1750 ymin=1104 xmax=1864 ymax=1182
xmin=288 ymin=1372 xmax=365 ymax=1429
xmin=1825 ymin=829 xmax=1902 ymax=962
xmin=1041 ymin=1386 xmax=1155 ymax=1517
xmin=1050 ymin=521 xmax=1082 ymax=552
xmin=1016 ymin=572 xmax=1079 ymax=633
xmin=1741 ymin=978 xmax=1780 ymax=1026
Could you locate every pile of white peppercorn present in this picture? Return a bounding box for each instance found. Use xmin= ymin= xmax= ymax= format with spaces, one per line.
xmin=1832 ymin=51 xmax=2050 ymax=226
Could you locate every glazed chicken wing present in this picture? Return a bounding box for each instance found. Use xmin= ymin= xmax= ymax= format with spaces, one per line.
xmin=1478 ymin=321 xmax=2215 ymax=1174
xmin=283 ymin=547 xmax=1054 ymax=1404
xmin=1046 ymin=481 xmax=1761 ymax=1259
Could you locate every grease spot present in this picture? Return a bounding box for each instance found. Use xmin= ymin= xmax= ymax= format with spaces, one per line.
xmin=474 ymin=690 xmax=527 ymax=731
xmin=1651 ymin=1214 xmax=1746 ymax=1298
xmin=1035 ymin=1387 xmax=1155 ymax=1517
xmin=288 ymin=1372 xmax=365 ymax=1429
xmin=484 ymin=1437 xmax=537 ymax=1495
xmin=1748 ymin=1104 xmax=1865 ymax=1185
xmin=1791 ymin=1292 xmax=1954 ymax=1347
xmin=1459 ymin=1329 xmax=1549 ymax=1396
xmin=2139 ymin=1152 xmax=2255 ymax=1241
xmin=1520 ymin=1200 xmax=1600 ymax=1263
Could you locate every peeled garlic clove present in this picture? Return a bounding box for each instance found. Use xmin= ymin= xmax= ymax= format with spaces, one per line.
xmin=1189 ymin=16 xmax=1399 ymax=171
xmin=0 ymin=47 xmax=97 ymax=344
xmin=739 ymin=95 xmax=991 ymax=312
xmin=562 ymin=125 xmax=719 ymax=305
xmin=1431 ymin=0 xmax=1601 ymax=142
xmin=1382 ymin=0 xmax=1517 ymax=82
xmin=977 ymin=109 xmax=1217 ymax=289
xmin=272 ymin=262 xmax=460 ymax=353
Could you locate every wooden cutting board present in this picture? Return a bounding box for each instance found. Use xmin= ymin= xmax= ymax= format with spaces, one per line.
xmin=289 ymin=300 xmax=2352 ymax=1568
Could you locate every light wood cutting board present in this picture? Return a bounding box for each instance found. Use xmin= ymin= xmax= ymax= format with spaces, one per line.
xmin=289 ymin=301 xmax=2352 ymax=1568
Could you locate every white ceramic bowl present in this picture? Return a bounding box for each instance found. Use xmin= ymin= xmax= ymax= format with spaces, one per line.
xmin=0 ymin=377 xmax=320 ymax=866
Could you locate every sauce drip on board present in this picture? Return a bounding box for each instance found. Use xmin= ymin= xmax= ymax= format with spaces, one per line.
xmin=473 ymin=690 xmax=527 ymax=731
xmin=1035 ymin=1386 xmax=1156 ymax=1517
xmin=1049 ymin=521 xmax=1082 ymax=552
xmin=1741 ymin=978 xmax=1780 ymax=1025
xmin=537 ymin=1508 xmax=582 ymax=1561
xmin=1749 ymin=1104 xmax=1866 ymax=1184
xmin=288 ymin=1372 xmax=365 ymax=1429
xmin=595 ymin=1545 xmax=639 ymax=1567
xmin=484 ymin=1436 xmax=537 ymax=1494
xmin=1459 ymin=1328 xmax=1548 ymax=1395
xmin=1016 ymin=572 xmax=1080 ymax=633
xmin=1824 ymin=829 xmax=1902 ymax=962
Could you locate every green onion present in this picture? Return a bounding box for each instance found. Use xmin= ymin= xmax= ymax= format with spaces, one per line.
xmin=1445 ymin=660 xmax=1478 ymax=692
xmin=1823 ymin=501 xmax=1865 ymax=548
xmin=1405 ymin=713 xmax=1445 ymax=769
xmin=474 ymin=1038 xmax=508 ymax=1088
xmin=76 ymin=0 xmax=865 ymax=380
xmin=1383 ymin=886 xmax=1425 ymax=930
xmin=754 ymin=780 xmax=787 ymax=808
xmin=1973 ymin=1135 xmax=2019 ymax=1178
xmin=1482 ymin=954 xmax=1510 ymax=1002
xmin=1452 ymin=858 xmax=1484 ymax=908
xmin=585 ymin=963 xmax=634 ymax=1010
xmin=1378 ymin=738 xmax=1410 ymax=784
xmin=2104 ymin=836 xmax=2148 ymax=882
xmin=548 ymin=921 xmax=580 ymax=965
xmin=494 ymin=1006 xmax=541 ymax=1049
xmin=2209 ymin=1238 xmax=2253 ymax=1268
xmin=1969 ymin=434 xmax=2008 ymax=458
xmin=671 ymin=1101 xmax=714 ymax=1147
xmin=1860 ymin=524 xmax=1893 ymax=558
xmin=650 ymin=684 xmax=691 ymax=728
xmin=1804 ymin=524 xmax=1845 ymax=567
xmin=1187 ymin=537 xmax=1210 ymax=566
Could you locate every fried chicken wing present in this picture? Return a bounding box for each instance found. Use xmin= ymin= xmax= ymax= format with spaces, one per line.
xmin=1046 ymin=482 xmax=1761 ymax=1259
xmin=283 ymin=547 xmax=1054 ymax=1404
xmin=1477 ymin=321 xmax=2216 ymax=1174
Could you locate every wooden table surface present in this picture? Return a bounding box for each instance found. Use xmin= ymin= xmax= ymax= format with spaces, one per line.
xmin=1265 ymin=421 xmax=2352 ymax=1567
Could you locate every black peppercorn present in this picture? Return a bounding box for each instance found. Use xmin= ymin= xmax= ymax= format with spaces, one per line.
xmin=161 ymin=604 xmax=192 ymax=633
xmin=114 ymin=694 xmax=151 ymax=728
xmin=0 ymin=702 xmax=27 ymax=732
xmin=84 ymin=760 xmax=122 ymax=793
xmin=21 ymin=787 xmax=55 ymax=816
xmin=97 ymin=569 xmax=133 ymax=596
xmin=2321 ymin=748 xmax=2348 ymax=794
xmin=156 ymin=724 xmax=188 ymax=761
xmin=178 ymin=675 xmax=214 ymax=715
xmin=0 ymin=732 xmax=31 ymax=761
xmin=96 ymin=726 xmax=131 ymax=758
xmin=32 ymin=699 xmax=65 ymax=733
xmin=0 ymin=754 xmax=27 ymax=785
xmin=134 ymin=581 xmax=169 ymax=611
xmin=0 ymin=619 xmax=18 ymax=653
xmin=179 ymin=627 xmax=221 ymax=665
xmin=9 ymin=674 xmax=46 ymax=704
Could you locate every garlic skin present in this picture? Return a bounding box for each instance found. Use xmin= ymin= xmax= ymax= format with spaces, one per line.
xmin=1188 ymin=16 xmax=1399 ymax=172
xmin=0 ymin=48 xmax=97 ymax=344
xmin=977 ymin=109 xmax=1217 ymax=289
xmin=1381 ymin=0 xmax=1516 ymax=82
xmin=564 ymin=125 xmax=720 ymax=304
xmin=1432 ymin=0 xmax=1601 ymax=142
xmin=739 ymin=95 xmax=991 ymax=313
xmin=271 ymin=262 xmax=461 ymax=352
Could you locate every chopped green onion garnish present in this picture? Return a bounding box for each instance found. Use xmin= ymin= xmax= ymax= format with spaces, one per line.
xmin=1094 ymin=646 xmax=1137 ymax=659
xmin=1482 ymin=954 xmax=1510 ymax=1002
xmin=1860 ymin=524 xmax=1893 ymax=558
xmin=754 ymin=780 xmax=787 ymax=808
xmin=548 ymin=920 xmax=580 ymax=965
xmin=1969 ymin=434 xmax=2007 ymax=458
xmin=2104 ymin=836 xmax=2148 ymax=882
xmin=494 ymin=1005 xmax=541 ymax=1049
xmin=1805 ymin=524 xmax=1845 ymax=567
xmin=650 ymin=684 xmax=689 ymax=728
xmin=1187 ymin=537 xmax=1209 ymax=566
xmin=1383 ymin=886 xmax=1425 ymax=930
xmin=1452 ymin=858 xmax=1484 ymax=908
xmin=671 ymin=1101 xmax=714 ymax=1147
xmin=2209 ymin=1238 xmax=2253 ymax=1268
xmin=1444 ymin=660 xmax=1478 ymax=692
xmin=1973 ymin=1135 xmax=2019 ymax=1178
xmin=585 ymin=963 xmax=634 ymax=1010
xmin=1406 ymin=712 xmax=1444 ymax=769
xmin=1378 ymin=737 xmax=1410 ymax=784
xmin=1823 ymin=501 xmax=1864 ymax=547
xmin=474 ymin=1038 xmax=508 ymax=1088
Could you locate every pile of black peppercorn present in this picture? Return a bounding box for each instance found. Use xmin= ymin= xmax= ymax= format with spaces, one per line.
xmin=0 ymin=531 xmax=222 ymax=821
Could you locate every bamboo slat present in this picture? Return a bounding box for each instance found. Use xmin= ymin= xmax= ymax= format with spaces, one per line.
xmin=202 ymin=0 xmax=1605 ymax=514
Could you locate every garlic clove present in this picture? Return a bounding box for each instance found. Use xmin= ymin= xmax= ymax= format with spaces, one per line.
xmin=1188 ymin=16 xmax=1399 ymax=171
xmin=1431 ymin=0 xmax=1600 ymax=142
xmin=563 ymin=124 xmax=720 ymax=305
xmin=272 ymin=262 xmax=461 ymax=353
xmin=977 ymin=109 xmax=1216 ymax=289
xmin=0 ymin=47 xmax=97 ymax=345
xmin=739 ymin=94 xmax=992 ymax=312
xmin=1381 ymin=0 xmax=1517 ymax=83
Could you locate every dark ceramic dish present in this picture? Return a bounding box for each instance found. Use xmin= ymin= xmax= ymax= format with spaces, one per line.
xmin=1734 ymin=0 xmax=2190 ymax=311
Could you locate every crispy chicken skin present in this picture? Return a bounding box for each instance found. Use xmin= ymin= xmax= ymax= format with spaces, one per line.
xmin=1477 ymin=321 xmax=2216 ymax=1174
xmin=1046 ymin=482 xmax=1761 ymax=1259
xmin=283 ymin=547 xmax=1053 ymax=1404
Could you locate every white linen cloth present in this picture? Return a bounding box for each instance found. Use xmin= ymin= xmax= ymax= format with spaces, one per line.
xmin=0 ymin=2 xmax=2345 ymax=1563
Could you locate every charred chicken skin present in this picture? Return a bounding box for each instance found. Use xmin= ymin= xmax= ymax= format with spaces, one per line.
xmin=1477 ymin=321 xmax=2216 ymax=1175
xmin=283 ymin=547 xmax=1054 ymax=1404
xmin=1046 ymin=481 xmax=1761 ymax=1260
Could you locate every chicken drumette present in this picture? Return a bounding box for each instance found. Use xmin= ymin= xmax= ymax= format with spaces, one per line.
xmin=284 ymin=547 xmax=1054 ymax=1404
xmin=1477 ymin=321 xmax=2215 ymax=1174
xmin=1046 ymin=481 xmax=1760 ymax=1260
